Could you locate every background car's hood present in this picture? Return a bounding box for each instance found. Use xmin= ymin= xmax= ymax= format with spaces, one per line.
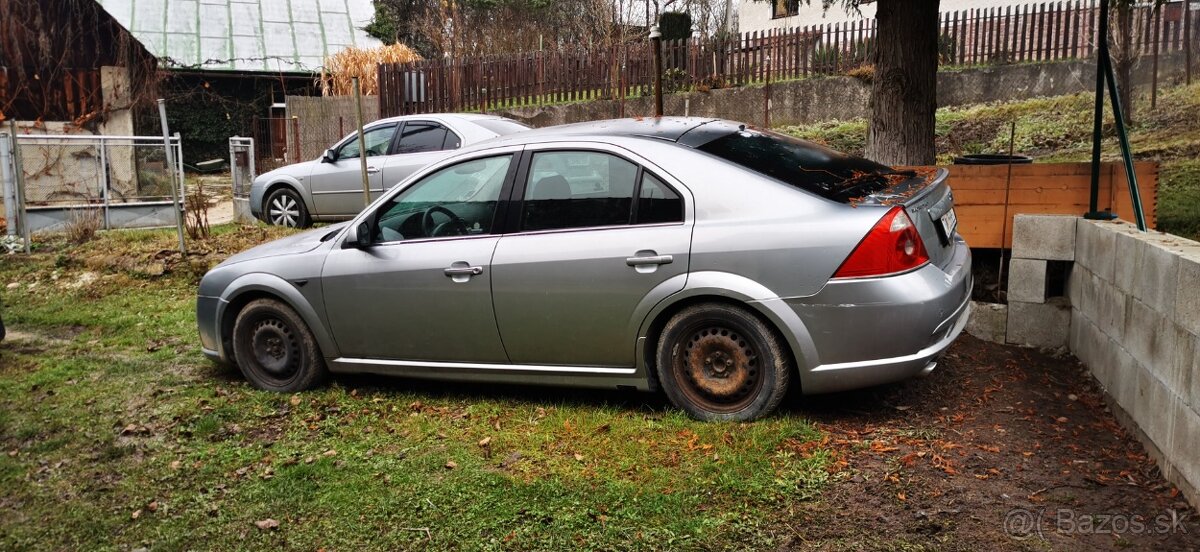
xmin=259 ymin=160 xmax=318 ymax=181
xmin=219 ymin=222 xmax=348 ymax=267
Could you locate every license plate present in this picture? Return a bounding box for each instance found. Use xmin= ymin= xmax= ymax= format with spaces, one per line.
xmin=939 ymin=208 xmax=958 ymax=239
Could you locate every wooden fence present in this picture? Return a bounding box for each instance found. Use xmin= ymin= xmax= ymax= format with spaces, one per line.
xmin=379 ymin=0 xmax=1198 ymax=117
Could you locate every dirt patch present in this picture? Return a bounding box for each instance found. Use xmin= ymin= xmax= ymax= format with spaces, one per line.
xmin=781 ymin=336 xmax=1199 ymax=551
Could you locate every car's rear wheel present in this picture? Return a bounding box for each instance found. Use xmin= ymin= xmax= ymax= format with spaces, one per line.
xmin=655 ymin=303 xmax=791 ymax=421
xmin=232 ymin=298 xmax=326 ymax=392
xmin=265 ymin=187 xmax=311 ymax=228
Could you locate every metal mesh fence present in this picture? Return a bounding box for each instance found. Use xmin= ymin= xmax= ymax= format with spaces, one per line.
xmin=13 ymin=134 xmax=184 ymax=207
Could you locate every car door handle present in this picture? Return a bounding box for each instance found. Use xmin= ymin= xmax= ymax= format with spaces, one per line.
xmin=625 ymin=255 xmax=673 ymax=266
xmin=444 ymin=266 xmax=483 ymax=276
xmin=366 ymin=166 xmax=381 ymax=175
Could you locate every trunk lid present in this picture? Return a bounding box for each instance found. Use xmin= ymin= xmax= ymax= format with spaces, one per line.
xmin=851 ymin=168 xmax=957 ymax=270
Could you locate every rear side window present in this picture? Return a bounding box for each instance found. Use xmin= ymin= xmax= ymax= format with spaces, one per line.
xmin=637 ymin=173 xmax=683 ymax=224
xmin=475 ymin=119 xmax=531 ymax=136
xmin=696 ymin=129 xmax=893 ymax=202
xmin=396 ymin=122 xmax=451 ymax=154
xmin=522 ymin=151 xmax=638 ymax=231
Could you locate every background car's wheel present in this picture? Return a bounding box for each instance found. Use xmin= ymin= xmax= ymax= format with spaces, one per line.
xmin=655 ymin=303 xmax=791 ymax=421
xmin=232 ymin=298 xmax=326 ymax=392
xmin=264 ymin=187 xmax=311 ymax=228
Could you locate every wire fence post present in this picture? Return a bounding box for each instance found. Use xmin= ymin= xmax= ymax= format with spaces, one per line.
xmin=156 ymin=99 xmax=187 ymax=256
xmin=10 ymin=121 xmax=30 ymax=254
xmin=1 ymin=128 xmax=15 ymax=238
xmin=352 ymin=76 xmax=371 ymax=208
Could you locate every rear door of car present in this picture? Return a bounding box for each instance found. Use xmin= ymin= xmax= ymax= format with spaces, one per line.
xmin=489 ymin=144 xmax=693 ymax=367
xmin=380 ymin=120 xmax=462 ymax=191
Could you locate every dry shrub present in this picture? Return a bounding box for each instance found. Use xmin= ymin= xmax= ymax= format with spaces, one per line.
xmin=320 ymin=44 xmax=422 ymax=96
xmin=846 ymin=64 xmax=875 ymax=83
xmin=184 ymin=178 xmax=212 ymax=241
xmin=65 ymin=207 xmax=102 ymax=244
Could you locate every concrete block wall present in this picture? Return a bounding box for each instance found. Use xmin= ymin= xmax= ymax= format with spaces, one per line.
xmin=1005 ymin=214 xmax=1076 ymax=349
xmin=1044 ymin=217 xmax=1200 ymax=508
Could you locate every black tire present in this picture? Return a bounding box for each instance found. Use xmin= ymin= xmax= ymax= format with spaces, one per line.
xmin=264 ymin=187 xmax=311 ymax=228
xmin=232 ymin=299 xmax=327 ymax=392
xmin=655 ymin=303 xmax=791 ymax=421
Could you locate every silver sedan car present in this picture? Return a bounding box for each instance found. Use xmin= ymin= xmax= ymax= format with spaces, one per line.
xmin=199 ymin=118 xmax=971 ymax=421
xmin=249 ymin=114 xmax=529 ymax=227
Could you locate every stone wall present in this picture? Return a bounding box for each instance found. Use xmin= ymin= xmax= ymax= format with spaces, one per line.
xmin=495 ymin=52 xmax=1191 ymax=128
xmin=1008 ymin=215 xmax=1200 ymax=508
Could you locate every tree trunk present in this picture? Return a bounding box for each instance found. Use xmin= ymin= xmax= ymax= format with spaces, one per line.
xmin=1114 ymin=1 xmax=1135 ymax=125
xmin=864 ymin=0 xmax=940 ymax=166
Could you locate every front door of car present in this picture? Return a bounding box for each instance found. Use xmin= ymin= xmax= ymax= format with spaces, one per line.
xmin=308 ymin=123 xmax=397 ymax=217
xmin=489 ymin=147 xmax=692 ymax=367
xmin=380 ymin=121 xmax=462 ymax=191
xmin=321 ymin=151 xmax=519 ymax=362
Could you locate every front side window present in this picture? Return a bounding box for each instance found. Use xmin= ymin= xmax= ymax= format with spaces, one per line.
xmin=338 ymin=124 xmax=396 ymax=159
xmin=372 ymin=155 xmax=513 ymax=242
xmin=396 ymin=122 xmax=452 ymax=154
xmin=521 ymin=151 xmax=639 ymax=231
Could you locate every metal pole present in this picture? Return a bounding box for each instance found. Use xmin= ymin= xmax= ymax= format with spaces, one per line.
xmin=156 ymin=99 xmax=187 ymax=256
xmin=764 ymin=53 xmax=772 ymax=128
xmin=1 ymin=130 xmax=15 ymax=237
xmin=11 ymin=121 xmax=30 ymax=254
xmin=291 ymin=116 xmax=301 ymax=163
xmin=1086 ymin=0 xmax=1110 ymax=220
xmin=352 ymin=77 xmax=371 ymax=208
xmin=98 ymin=136 xmax=110 ymax=230
xmin=1102 ymin=52 xmax=1147 ymax=231
xmin=1151 ymin=3 xmax=1161 ymax=110
xmin=651 ymin=26 xmax=664 ymax=117
xmin=1187 ymin=0 xmax=1194 ymax=86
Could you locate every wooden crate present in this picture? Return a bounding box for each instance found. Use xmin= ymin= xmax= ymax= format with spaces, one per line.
xmin=933 ymin=162 xmax=1158 ymax=249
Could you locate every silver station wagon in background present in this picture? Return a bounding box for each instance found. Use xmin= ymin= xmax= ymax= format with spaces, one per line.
xmin=249 ymin=113 xmax=530 ymax=227
xmin=199 ymin=117 xmax=972 ymax=421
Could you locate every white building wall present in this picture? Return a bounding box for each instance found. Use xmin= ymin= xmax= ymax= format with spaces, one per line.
xmin=738 ymin=0 xmax=1032 ymax=33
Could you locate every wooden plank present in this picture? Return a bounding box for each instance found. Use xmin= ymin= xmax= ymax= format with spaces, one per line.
xmin=920 ymin=161 xmax=1161 ymax=247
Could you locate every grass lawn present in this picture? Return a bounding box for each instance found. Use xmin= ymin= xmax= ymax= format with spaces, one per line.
xmin=777 ymin=82 xmax=1200 ymax=241
xmin=0 ymin=227 xmax=832 ymax=551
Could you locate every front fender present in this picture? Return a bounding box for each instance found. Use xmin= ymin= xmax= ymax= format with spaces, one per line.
xmin=214 ymin=272 xmax=340 ymax=362
xmin=257 ymin=175 xmax=315 ymax=216
xmin=634 ymin=271 xmax=820 ymax=382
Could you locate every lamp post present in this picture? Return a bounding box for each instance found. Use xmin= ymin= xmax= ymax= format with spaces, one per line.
xmin=650 ymin=25 xmax=664 ymax=117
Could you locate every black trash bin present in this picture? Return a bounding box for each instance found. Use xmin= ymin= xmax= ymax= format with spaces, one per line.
xmin=952 ymin=154 xmax=1033 ymax=165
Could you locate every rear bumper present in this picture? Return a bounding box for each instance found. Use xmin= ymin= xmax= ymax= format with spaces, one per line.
xmin=788 ymin=236 xmax=972 ymax=394
xmin=197 ymin=295 xmax=229 ymax=364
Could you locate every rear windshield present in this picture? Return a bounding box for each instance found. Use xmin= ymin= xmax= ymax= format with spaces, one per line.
xmin=475 ymin=119 xmax=532 ymax=136
xmin=695 ymin=129 xmax=896 ymax=202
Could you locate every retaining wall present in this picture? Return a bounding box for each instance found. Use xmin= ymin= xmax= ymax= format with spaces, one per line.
xmin=495 ymin=52 xmax=1191 ymax=128
xmin=1007 ymin=215 xmax=1200 ymax=508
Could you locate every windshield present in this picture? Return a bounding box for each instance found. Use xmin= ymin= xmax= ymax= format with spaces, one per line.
xmin=695 ymin=128 xmax=897 ymax=202
xmin=475 ymin=119 xmax=531 ymax=136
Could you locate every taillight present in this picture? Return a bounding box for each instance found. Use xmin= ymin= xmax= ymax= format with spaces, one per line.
xmin=833 ymin=206 xmax=930 ymax=279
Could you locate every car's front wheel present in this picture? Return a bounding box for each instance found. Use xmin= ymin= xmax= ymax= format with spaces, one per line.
xmin=264 ymin=187 xmax=311 ymax=228
xmin=232 ymin=298 xmax=326 ymax=392
xmin=655 ymin=303 xmax=791 ymax=421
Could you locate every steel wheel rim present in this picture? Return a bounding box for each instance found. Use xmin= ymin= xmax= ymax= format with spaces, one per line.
xmin=249 ymin=317 xmax=301 ymax=381
xmin=673 ymin=323 xmax=763 ymax=413
xmin=269 ymin=195 xmax=299 ymax=227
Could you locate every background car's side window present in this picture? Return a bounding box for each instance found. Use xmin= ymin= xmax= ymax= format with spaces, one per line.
xmin=372 ymin=155 xmax=513 ymax=243
xmin=338 ymin=124 xmax=396 ymax=160
xmin=522 ymin=151 xmax=638 ymax=231
xmin=637 ymin=172 xmax=684 ymax=224
xmin=395 ymin=122 xmax=454 ymax=154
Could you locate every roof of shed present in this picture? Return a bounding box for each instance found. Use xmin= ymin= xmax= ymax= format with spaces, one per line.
xmin=94 ymin=0 xmax=383 ymax=73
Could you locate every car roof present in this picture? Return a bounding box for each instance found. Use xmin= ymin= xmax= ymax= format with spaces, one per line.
xmin=370 ymin=113 xmax=513 ymax=126
xmin=452 ymin=116 xmax=731 ymax=151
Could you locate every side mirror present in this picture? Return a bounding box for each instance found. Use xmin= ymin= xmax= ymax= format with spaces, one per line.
xmin=355 ymin=220 xmax=373 ymax=248
xmin=321 ymin=149 xmax=336 ymax=163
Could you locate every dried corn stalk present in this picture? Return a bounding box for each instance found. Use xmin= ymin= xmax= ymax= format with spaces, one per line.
xmin=320 ymin=44 xmax=422 ymax=96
